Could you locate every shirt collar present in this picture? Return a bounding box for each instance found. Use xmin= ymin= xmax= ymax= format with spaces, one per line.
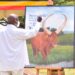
xmin=7 ymin=24 xmax=17 ymax=29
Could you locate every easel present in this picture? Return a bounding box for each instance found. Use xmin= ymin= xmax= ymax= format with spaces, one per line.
xmin=36 ymin=66 xmax=64 ymax=75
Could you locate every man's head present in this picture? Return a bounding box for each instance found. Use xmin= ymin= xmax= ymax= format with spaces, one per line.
xmin=7 ymin=14 xmax=19 ymax=26
xmin=37 ymin=16 xmax=42 ymax=22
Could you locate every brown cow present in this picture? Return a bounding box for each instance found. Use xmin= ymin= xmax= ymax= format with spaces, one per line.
xmin=30 ymin=14 xmax=67 ymax=59
xmin=30 ymin=31 xmax=58 ymax=59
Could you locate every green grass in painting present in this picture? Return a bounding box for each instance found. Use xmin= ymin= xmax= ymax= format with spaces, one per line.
xmin=27 ymin=45 xmax=73 ymax=64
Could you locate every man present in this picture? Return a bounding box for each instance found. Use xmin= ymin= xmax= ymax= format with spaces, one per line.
xmin=0 ymin=14 xmax=42 ymax=75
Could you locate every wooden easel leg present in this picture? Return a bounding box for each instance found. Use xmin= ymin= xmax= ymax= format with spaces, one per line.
xmin=36 ymin=69 xmax=39 ymax=75
xmin=58 ymin=70 xmax=61 ymax=75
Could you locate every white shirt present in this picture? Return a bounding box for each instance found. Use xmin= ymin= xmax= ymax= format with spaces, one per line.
xmin=0 ymin=22 xmax=41 ymax=71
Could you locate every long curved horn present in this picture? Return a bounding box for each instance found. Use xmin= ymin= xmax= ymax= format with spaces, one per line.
xmin=42 ymin=13 xmax=67 ymax=35
xmin=55 ymin=14 xmax=67 ymax=34
xmin=42 ymin=14 xmax=54 ymax=35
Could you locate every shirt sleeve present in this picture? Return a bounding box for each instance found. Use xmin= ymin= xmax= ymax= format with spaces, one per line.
xmin=14 ymin=22 xmax=41 ymax=40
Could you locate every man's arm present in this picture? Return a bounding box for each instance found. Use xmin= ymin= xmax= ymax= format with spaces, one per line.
xmin=14 ymin=22 xmax=41 ymax=40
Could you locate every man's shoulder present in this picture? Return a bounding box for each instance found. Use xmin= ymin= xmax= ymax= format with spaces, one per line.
xmin=0 ymin=26 xmax=5 ymax=32
xmin=14 ymin=27 xmax=25 ymax=33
